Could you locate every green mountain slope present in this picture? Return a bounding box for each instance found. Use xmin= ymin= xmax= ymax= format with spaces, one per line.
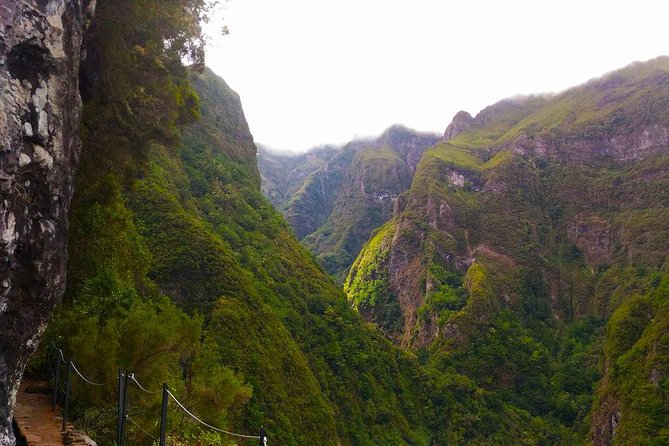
xmin=346 ymin=56 xmax=669 ymax=444
xmin=53 ymin=65 xmax=432 ymax=445
xmin=281 ymin=143 xmax=356 ymax=239
xmin=42 ymin=1 xmax=431 ymax=441
xmin=259 ymin=126 xmax=440 ymax=278
xmin=303 ymin=146 xmax=413 ymax=276
xmin=257 ymin=143 xmax=339 ymax=209
xmin=39 ymin=5 xmax=669 ymax=442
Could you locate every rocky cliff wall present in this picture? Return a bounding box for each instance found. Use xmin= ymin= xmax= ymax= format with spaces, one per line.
xmin=0 ymin=1 xmax=92 ymax=443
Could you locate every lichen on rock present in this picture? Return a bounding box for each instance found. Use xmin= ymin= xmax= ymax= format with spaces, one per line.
xmin=0 ymin=1 xmax=94 ymax=443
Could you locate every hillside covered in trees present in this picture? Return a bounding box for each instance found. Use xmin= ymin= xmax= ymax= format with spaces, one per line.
xmin=3 ymin=1 xmax=668 ymax=445
xmin=345 ymin=57 xmax=669 ymax=445
xmin=41 ymin=0 xmax=426 ymax=444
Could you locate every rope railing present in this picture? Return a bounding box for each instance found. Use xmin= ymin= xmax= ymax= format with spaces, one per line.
xmin=71 ymin=362 xmax=105 ymax=386
xmin=128 ymin=373 xmax=160 ymax=394
xmin=166 ymin=389 xmax=261 ymax=440
xmin=45 ymin=342 xmax=268 ymax=445
xmin=57 ymin=348 xmax=67 ymax=364
xmin=49 ymin=342 xmax=109 ymax=387
xmin=126 ymin=415 xmax=159 ymax=442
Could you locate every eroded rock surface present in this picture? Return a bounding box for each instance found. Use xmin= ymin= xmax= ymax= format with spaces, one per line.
xmin=443 ymin=110 xmax=475 ymax=141
xmin=0 ymin=1 xmax=93 ymax=443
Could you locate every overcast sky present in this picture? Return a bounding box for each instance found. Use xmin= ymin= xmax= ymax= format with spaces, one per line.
xmin=204 ymin=0 xmax=669 ymax=152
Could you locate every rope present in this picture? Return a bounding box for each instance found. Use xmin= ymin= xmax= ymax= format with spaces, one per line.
xmin=126 ymin=415 xmax=159 ymax=441
xmin=128 ymin=374 xmax=161 ymax=394
xmin=44 ymin=343 xmax=265 ymax=443
xmin=49 ymin=342 xmax=108 ymax=387
xmin=166 ymin=389 xmax=260 ymax=440
xmin=70 ymin=362 xmax=105 ymax=386
xmin=48 ymin=342 xmax=67 ymax=364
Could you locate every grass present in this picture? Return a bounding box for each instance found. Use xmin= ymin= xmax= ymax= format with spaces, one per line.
xmin=426 ymin=142 xmax=484 ymax=172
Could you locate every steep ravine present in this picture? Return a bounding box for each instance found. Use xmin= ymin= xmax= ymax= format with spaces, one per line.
xmin=0 ymin=1 xmax=94 ymax=443
xmin=259 ymin=125 xmax=440 ymax=278
xmin=346 ymin=57 xmax=669 ymax=444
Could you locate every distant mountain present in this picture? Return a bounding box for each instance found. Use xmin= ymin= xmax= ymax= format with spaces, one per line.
xmin=257 ymin=143 xmax=340 ymax=209
xmin=258 ymin=125 xmax=440 ymax=278
xmin=346 ymin=56 xmax=669 ymax=444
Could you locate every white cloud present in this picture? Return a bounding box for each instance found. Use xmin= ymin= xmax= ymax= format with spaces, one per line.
xmin=205 ymin=0 xmax=669 ymax=151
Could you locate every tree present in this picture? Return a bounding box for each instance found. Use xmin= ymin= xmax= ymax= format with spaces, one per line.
xmin=80 ymin=0 xmax=215 ymax=151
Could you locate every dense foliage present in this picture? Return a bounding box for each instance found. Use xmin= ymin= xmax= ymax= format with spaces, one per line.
xmin=258 ymin=126 xmax=439 ymax=279
xmin=44 ymin=1 xmax=428 ymax=443
xmin=36 ymin=1 xmax=669 ymax=443
xmin=346 ymin=57 xmax=669 ymax=444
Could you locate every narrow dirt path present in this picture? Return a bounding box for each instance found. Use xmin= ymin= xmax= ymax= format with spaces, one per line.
xmin=13 ymin=378 xmax=64 ymax=446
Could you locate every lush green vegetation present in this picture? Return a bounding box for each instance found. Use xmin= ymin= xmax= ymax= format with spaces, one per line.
xmin=593 ymin=272 xmax=669 ymax=445
xmin=305 ymin=147 xmax=413 ymax=279
xmin=43 ymin=2 xmax=430 ymax=443
xmin=345 ymin=223 xmax=404 ymax=336
xmin=257 ymin=144 xmax=339 ymax=209
xmin=34 ymin=3 xmax=669 ymax=443
xmin=260 ymin=127 xmax=439 ymax=279
xmin=498 ymin=57 xmax=669 ymax=145
xmin=346 ymin=57 xmax=669 ymax=445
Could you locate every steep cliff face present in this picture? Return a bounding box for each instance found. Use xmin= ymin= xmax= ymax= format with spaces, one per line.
xmin=349 ymin=57 xmax=669 ymax=345
xmin=346 ymin=57 xmax=669 ymax=443
xmin=259 ymin=125 xmax=439 ymax=277
xmin=0 ymin=1 xmax=92 ymax=443
xmin=304 ymin=146 xmax=413 ymax=277
xmin=47 ymin=66 xmax=430 ymax=445
xmin=443 ymin=110 xmax=474 ymax=140
xmin=257 ymin=143 xmax=339 ymax=209
xmin=375 ymin=124 xmax=443 ymax=172
xmin=283 ymin=144 xmax=355 ymax=239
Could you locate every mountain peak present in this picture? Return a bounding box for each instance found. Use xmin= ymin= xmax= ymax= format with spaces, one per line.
xmin=443 ymin=110 xmax=475 ymax=140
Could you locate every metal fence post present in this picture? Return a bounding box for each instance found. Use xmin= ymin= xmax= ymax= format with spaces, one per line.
xmin=62 ymin=360 xmax=72 ymax=431
xmin=117 ymin=369 xmax=124 ymax=445
xmin=159 ymin=383 xmax=168 ymax=446
xmin=44 ymin=343 xmax=51 ymax=386
xmin=52 ymin=352 xmax=61 ymax=411
xmin=119 ymin=370 xmax=130 ymax=446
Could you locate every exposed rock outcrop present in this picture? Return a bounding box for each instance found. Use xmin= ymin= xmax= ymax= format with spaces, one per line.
xmin=567 ymin=215 xmax=612 ymax=267
xmin=508 ymin=125 xmax=669 ymax=164
xmin=63 ymin=430 xmax=97 ymax=445
xmin=264 ymin=125 xmax=439 ymax=276
xmin=443 ymin=110 xmax=475 ymax=141
xmin=348 ymin=58 xmax=669 ymax=358
xmin=0 ymin=1 xmax=93 ymax=443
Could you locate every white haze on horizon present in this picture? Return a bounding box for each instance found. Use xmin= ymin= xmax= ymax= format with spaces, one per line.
xmin=204 ymin=0 xmax=669 ymax=153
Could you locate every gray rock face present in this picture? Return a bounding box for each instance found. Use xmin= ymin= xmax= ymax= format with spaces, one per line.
xmin=375 ymin=124 xmax=440 ymax=171
xmin=508 ymin=124 xmax=669 ymax=165
xmin=567 ymin=216 xmax=612 ymax=267
xmin=0 ymin=1 xmax=93 ymax=443
xmin=63 ymin=429 xmax=97 ymax=445
xmin=443 ymin=110 xmax=475 ymax=141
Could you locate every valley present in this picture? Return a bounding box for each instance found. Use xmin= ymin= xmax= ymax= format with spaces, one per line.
xmin=1 ymin=1 xmax=667 ymax=444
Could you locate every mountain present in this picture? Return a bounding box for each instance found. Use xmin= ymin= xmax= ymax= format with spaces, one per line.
xmin=257 ymin=143 xmax=340 ymax=209
xmin=51 ymin=60 xmax=430 ymax=443
xmin=4 ymin=2 xmax=668 ymax=443
xmin=258 ymin=126 xmax=440 ymax=278
xmin=346 ymin=56 xmax=669 ymax=444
